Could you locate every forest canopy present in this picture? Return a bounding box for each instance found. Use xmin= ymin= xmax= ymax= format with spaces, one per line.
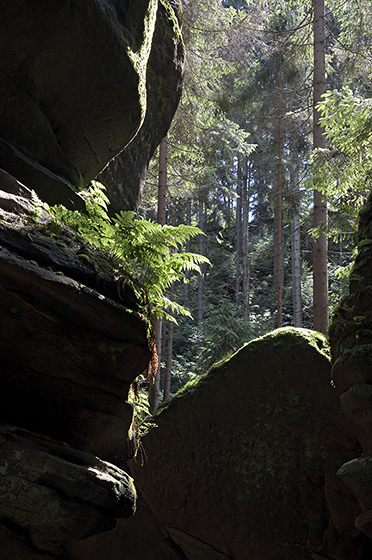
xmin=42 ymin=0 xmax=372 ymax=409
xmin=136 ymin=0 xmax=372 ymax=405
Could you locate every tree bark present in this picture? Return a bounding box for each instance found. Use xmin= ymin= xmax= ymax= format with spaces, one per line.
xmin=276 ymin=57 xmax=283 ymax=328
xmin=149 ymin=135 xmax=168 ymax=412
xmin=197 ymin=198 xmax=205 ymax=328
xmin=184 ymin=199 xmax=191 ymax=308
xmin=163 ymin=201 xmax=176 ymax=403
xmin=157 ymin=136 xmax=168 ymax=226
xmin=163 ymin=287 xmax=174 ymax=403
xmin=242 ymin=157 xmax=249 ymax=320
xmin=312 ymin=0 xmax=328 ymax=333
xmin=236 ymin=159 xmax=242 ymax=307
xmin=290 ymin=165 xmax=302 ymax=327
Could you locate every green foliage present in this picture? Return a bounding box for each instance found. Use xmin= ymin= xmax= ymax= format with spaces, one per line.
xmin=317 ymin=89 xmax=372 ymax=196
xmin=195 ymin=296 xmax=274 ymax=373
xmin=311 ymin=88 xmax=372 ymax=240
xmin=128 ymin=377 xmax=157 ymax=459
xmin=40 ymin=182 xmax=210 ymax=323
xmin=141 ymin=0 xmax=256 ymax=208
xmin=140 ymin=0 xmax=368 ymax=402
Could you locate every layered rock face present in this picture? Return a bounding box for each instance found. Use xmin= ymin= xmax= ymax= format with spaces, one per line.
xmin=0 ymin=1 xmax=184 ymax=557
xmin=0 ymin=229 xmax=150 ymax=461
xmin=0 ymin=0 xmax=183 ymax=212
xmin=65 ymin=328 xmax=370 ymax=560
xmin=0 ymin=185 xmax=151 ymax=557
xmin=330 ymin=189 xmax=372 ymax=542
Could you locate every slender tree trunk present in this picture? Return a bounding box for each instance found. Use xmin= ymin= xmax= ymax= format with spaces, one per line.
xmin=163 ymin=202 xmax=176 ymax=403
xmin=159 ymin=320 xmax=167 ymax=391
xmin=197 ymin=198 xmax=204 ymax=328
xmin=312 ymin=0 xmax=328 ymax=333
xmin=184 ymin=199 xmax=191 ymax=308
xmin=276 ymin=57 xmax=283 ymax=328
xmin=157 ymin=136 xmax=168 ymax=226
xmin=290 ymin=165 xmax=302 ymax=327
xmin=149 ymin=136 xmax=168 ymax=412
xmin=236 ymin=159 xmax=242 ymax=307
xmin=163 ymin=285 xmax=174 ymax=403
xmin=242 ymin=157 xmax=249 ymax=319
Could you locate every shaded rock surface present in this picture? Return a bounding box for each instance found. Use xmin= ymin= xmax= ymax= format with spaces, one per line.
xmin=329 ymin=188 xmax=372 ymax=543
xmin=65 ymin=328 xmax=370 ymax=560
xmin=0 ymin=192 xmax=151 ymax=557
xmin=0 ymin=192 xmax=151 ymax=461
xmin=0 ymin=426 xmax=136 ymax=559
xmin=0 ymin=0 xmax=183 ymax=212
xmin=0 ymin=2 xmax=184 ymax=556
xmin=98 ymin=0 xmax=184 ymax=214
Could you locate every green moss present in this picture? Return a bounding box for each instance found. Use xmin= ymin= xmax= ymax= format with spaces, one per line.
xmin=338 ymin=456 xmax=372 ymax=483
xmin=160 ymin=0 xmax=183 ymax=42
xmin=161 ymin=327 xmax=331 ymax=413
xmin=248 ymin=327 xmax=330 ymax=359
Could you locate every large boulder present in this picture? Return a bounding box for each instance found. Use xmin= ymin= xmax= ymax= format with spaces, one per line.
xmin=0 ymin=0 xmax=183 ymax=211
xmin=65 ymin=328 xmax=369 ymax=560
xmin=0 ymin=426 xmax=136 ymax=560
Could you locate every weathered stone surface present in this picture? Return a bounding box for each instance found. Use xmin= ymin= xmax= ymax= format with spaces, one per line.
xmin=66 ymin=328 xmax=368 ymax=560
xmin=340 ymin=384 xmax=372 ymax=456
xmin=329 ymin=191 xmax=372 ymax=396
xmin=338 ymin=456 xmax=372 ymax=541
xmin=0 ymin=425 xmax=136 ymax=559
xmin=0 ymin=0 xmax=183 ymax=211
xmin=0 ymin=185 xmax=138 ymax=311
xmin=329 ymin=190 xmax=372 ymax=543
xmin=63 ymin=495 xmax=183 ymax=560
xmin=0 ymin=208 xmax=151 ymax=462
xmin=0 ymin=2 xmax=185 ymax=556
xmin=98 ymin=0 xmax=184 ymax=214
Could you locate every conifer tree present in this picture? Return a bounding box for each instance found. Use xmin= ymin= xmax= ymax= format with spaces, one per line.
xmin=312 ymin=0 xmax=328 ymax=334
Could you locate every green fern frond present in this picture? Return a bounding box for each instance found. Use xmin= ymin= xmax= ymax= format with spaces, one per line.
xmin=44 ymin=182 xmax=210 ymax=326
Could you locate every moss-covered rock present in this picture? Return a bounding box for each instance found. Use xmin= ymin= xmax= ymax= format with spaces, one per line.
xmin=71 ymin=327 xmax=367 ymax=560
xmin=330 ymin=190 xmax=372 ymax=395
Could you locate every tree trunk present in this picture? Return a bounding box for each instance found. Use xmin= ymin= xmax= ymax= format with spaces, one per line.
xmin=157 ymin=136 xmax=168 ymax=226
xmin=149 ymin=135 xmax=168 ymax=412
xmin=163 ymin=201 xmax=176 ymax=403
xmin=242 ymin=157 xmax=249 ymax=319
xmin=197 ymin=198 xmax=204 ymax=328
xmin=184 ymin=199 xmax=191 ymax=308
xmin=163 ymin=287 xmax=174 ymax=403
xmin=312 ymin=0 xmax=328 ymax=333
xmin=290 ymin=165 xmax=302 ymax=327
xmin=276 ymin=57 xmax=283 ymax=328
xmin=236 ymin=159 xmax=242 ymax=307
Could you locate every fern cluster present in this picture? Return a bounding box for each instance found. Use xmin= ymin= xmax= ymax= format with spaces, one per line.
xmin=36 ymin=182 xmax=209 ymax=324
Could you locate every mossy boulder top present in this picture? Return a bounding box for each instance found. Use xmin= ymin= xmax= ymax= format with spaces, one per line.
xmin=126 ymin=327 xmax=364 ymax=560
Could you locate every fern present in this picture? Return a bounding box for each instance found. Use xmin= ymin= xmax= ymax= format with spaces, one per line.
xmin=40 ymin=182 xmax=210 ymax=324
